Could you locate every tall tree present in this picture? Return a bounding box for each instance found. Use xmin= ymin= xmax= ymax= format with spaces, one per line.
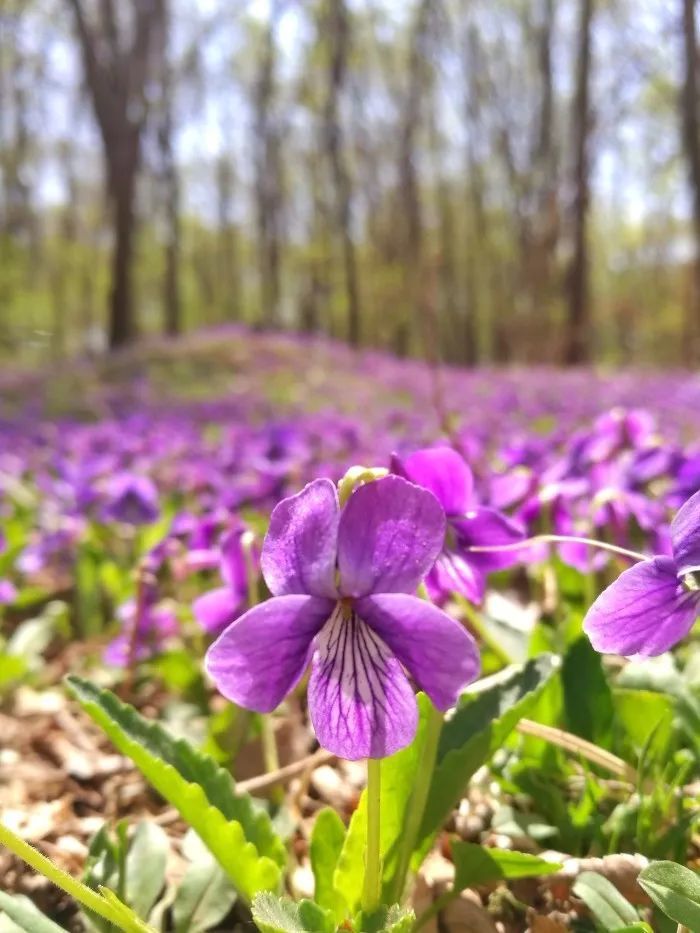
xmin=565 ymin=0 xmax=594 ymax=364
xmin=66 ymin=0 xmax=166 ymax=349
xmin=320 ymin=0 xmax=361 ymax=346
xmin=154 ymin=7 xmax=181 ymax=337
xmin=252 ymin=4 xmax=285 ymax=328
xmin=681 ymin=0 xmax=700 ymax=362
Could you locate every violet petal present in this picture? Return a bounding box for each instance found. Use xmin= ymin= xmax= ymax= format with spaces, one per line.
xmin=261 ymin=478 xmax=340 ymax=598
xmin=193 ymin=586 xmax=243 ymax=635
xmin=583 ymin=556 xmax=699 ymax=657
xmin=308 ymin=607 xmax=418 ymax=759
xmin=392 ymin=447 xmax=473 ymax=515
xmin=356 ymin=593 xmax=480 ymax=710
xmin=337 ymin=475 xmax=445 ymax=598
xmin=206 ymin=595 xmax=334 ymax=711
xmin=671 ymin=488 xmax=700 ymax=577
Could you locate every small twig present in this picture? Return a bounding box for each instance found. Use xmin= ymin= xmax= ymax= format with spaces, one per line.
xmin=236 ymin=749 xmax=335 ymax=794
xmin=516 ymin=718 xmax=637 ymax=782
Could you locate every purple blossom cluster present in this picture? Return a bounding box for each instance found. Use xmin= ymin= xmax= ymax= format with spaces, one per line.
xmin=0 ymin=329 xmax=699 ymax=707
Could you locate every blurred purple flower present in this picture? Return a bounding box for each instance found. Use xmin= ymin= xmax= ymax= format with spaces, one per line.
xmin=104 ymin=592 xmax=178 ymax=667
xmin=103 ymin=474 xmax=159 ymax=526
xmin=206 ymin=476 xmax=480 ymax=759
xmin=0 ymin=580 xmax=17 ymax=603
xmin=193 ymin=526 xmax=257 ymax=634
xmin=584 ymin=488 xmax=700 ymax=656
xmin=392 ymin=447 xmax=524 ymax=605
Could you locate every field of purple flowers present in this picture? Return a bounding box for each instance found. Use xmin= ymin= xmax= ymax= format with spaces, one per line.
xmin=0 ymin=328 xmax=699 ymax=933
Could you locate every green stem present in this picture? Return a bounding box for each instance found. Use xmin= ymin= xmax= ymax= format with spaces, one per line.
xmin=260 ymin=715 xmax=283 ymax=806
xmin=0 ymin=822 xmax=153 ymax=933
xmin=390 ymin=701 xmax=444 ymax=903
xmin=361 ymin=757 xmax=382 ymax=913
xmin=461 ymin=600 xmax=514 ymax=667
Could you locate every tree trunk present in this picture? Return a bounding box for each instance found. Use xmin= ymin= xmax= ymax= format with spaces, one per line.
xmin=565 ymin=0 xmax=594 ymax=365
xmin=323 ymin=0 xmax=361 ymax=346
xmin=682 ymin=0 xmax=700 ymax=363
xmin=109 ymin=177 xmax=137 ymax=348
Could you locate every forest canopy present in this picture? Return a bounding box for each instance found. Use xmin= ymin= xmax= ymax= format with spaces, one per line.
xmin=1 ymin=0 xmax=698 ymax=366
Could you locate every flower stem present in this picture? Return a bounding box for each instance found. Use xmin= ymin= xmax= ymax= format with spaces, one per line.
xmin=0 ymin=821 xmax=154 ymax=933
xmin=469 ymin=533 xmax=647 ymax=563
xmin=361 ymin=757 xmax=382 ymax=913
xmin=390 ymin=701 xmax=444 ymax=904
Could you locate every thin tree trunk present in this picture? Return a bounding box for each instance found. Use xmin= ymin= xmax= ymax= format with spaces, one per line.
xmin=323 ymin=0 xmax=361 ymax=346
xmin=109 ymin=176 xmax=137 ymax=348
xmin=682 ymin=0 xmax=700 ymax=363
xmin=565 ymin=0 xmax=594 ymax=365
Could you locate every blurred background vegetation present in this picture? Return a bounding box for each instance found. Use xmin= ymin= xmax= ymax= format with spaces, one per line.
xmin=1 ymin=0 xmax=699 ymax=367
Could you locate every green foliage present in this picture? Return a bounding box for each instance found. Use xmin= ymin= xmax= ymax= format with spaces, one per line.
xmin=562 ymin=636 xmax=614 ymax=747
xmin=172 ymin=837 xmax=238 ymax=933
xmin=310 ymin=809 xmax=348 ymax=922
xmin=251 ymin=894 xmax=335 ymax=933
xmin=638 ymin=860 xmax=700 ymax=930
xmin=450 ymin=842 xmax=561 ymax=890
xmin=415 ymin=654 xmax=559 ymax=856
xmin=0 ymin=892 xmax=65 ymax=933
xmin=66 ymin=676 xmax=285 ymax=902
xmin=572 ymin=871 xmax=640 ymax=929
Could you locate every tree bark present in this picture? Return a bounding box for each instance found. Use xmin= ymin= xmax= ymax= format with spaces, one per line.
xmin=565 ymin=0 xmax=594 ymax=365
xmin=109 ymin=173 xmax=138 ymax=348
xmin=682 ymin=0 xmax=700 ymax=363
xmin=66 ymin=0 xmax=165 ymax=350
xmin=253 ymin=6 xmax=284 ymax=328
xmin=322 ymin=0 xmax=361 ymax=346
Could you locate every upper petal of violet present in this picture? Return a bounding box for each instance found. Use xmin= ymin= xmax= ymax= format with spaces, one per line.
xmin=337 ymin=474 xmax=446 ymax=597
xmin=205 ymin=594 xmax=335 ymax=712
xmin=392 ymin=446 xmax=473 ymax=516
xmin=671 ymin=487 xmax=700 ymax=578
xmin=261 ymin=478 xmax=340 ymax=598
xmin=583 ymin=555 xmax=699 ymax=657
xmin=356 ymin=593 xmax=480 ymax=710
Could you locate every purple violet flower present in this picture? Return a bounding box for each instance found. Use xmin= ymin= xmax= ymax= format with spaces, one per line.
xmin=103 ymin=474 xmax=160 ymax=526
xmin=193 ymin=527 xmax=257 ymax=634
xmin=583 ymin=488 xmax=700 ymax=656
xmin=205 ymin=475 xmax=480 ymax=759
xmin=391 ymin=447 xmax=524 ymax=605
xmin=104 ymin=594 xmax=178 ymax=667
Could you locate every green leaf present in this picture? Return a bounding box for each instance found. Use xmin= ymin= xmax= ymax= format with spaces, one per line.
xmin=451 ymin=842 xmax=561 ymax=890
xmin=638 ymin=860 xmax=700 ymax=929
xmin=416 ymin=655 xmax=559 ymax=854
xmin=612 ymin=925 xmax=653 ymax=932
xmin=334 ymin=695 xmax=433 ymax=912
xmin=573 ymin=871 xmax=639 ymax=929
xmin=124 ymin=822 xmax=169 ymax=920
xmin=562 ymin=637 xmax=614 ymax=747
xmin=251 ymin=893 xmax=334 ymax=933
xmin=66 ymin=676 xmax=284 ymax=901
xmin=0 ymin=654 xmax=27 ymax=689
xmin=382 ymin=905 xmax=415 ymax=933
xmin=310 ymin=809 xmax=347 ymax=921
xmin=356 ymin=904 xmax=416 ymax=933
xmin=0 ymin=892 xmax=65 ymax=933
xmin=172 ymin=858 xmax=237 ymax=933
xmin=613 ymin=689 xmax=673 ymax=754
